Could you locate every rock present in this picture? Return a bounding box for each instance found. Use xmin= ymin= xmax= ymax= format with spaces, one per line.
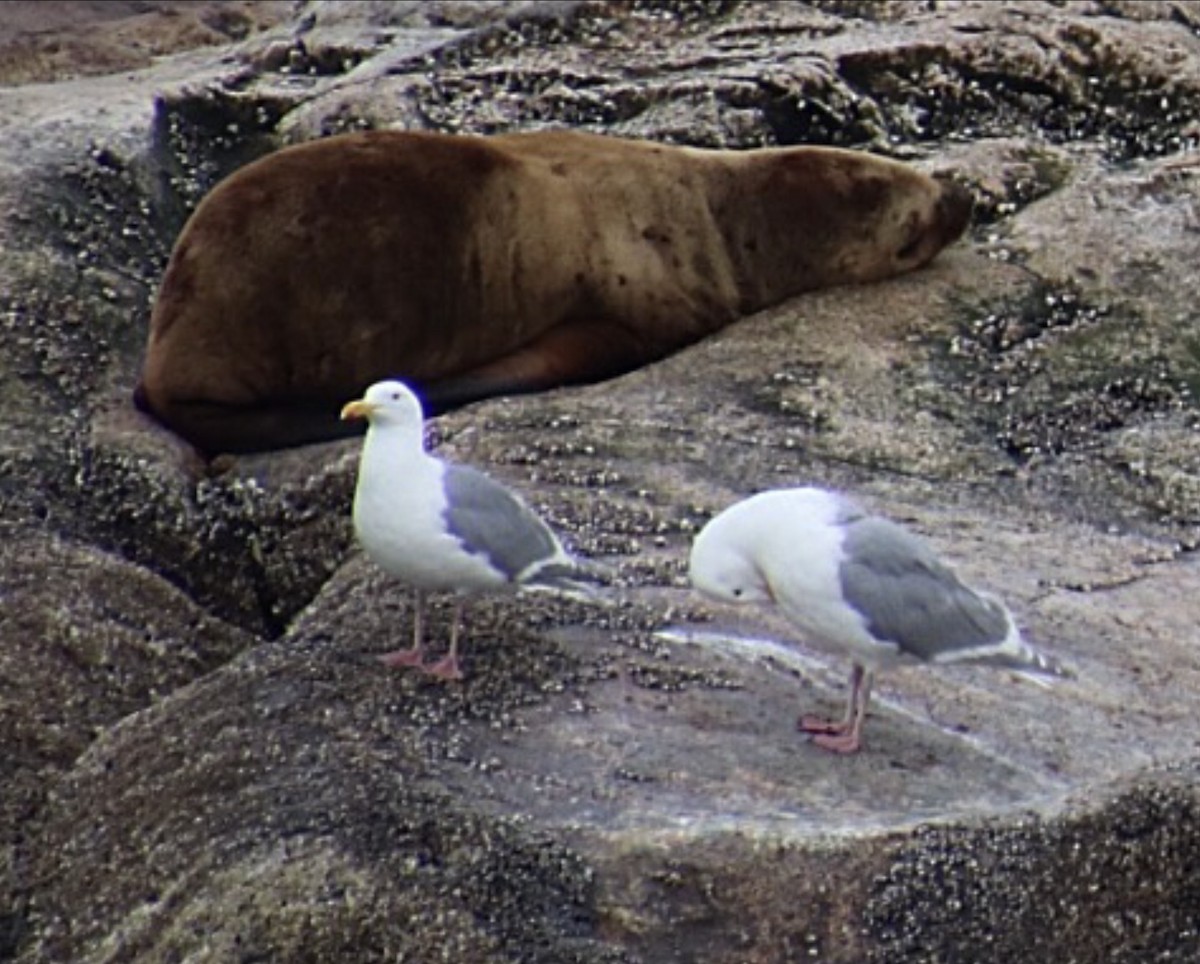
xmin=2 ymin=2 xmax=1199 ymax=962
xmin=0 ymin=1 xmax=292 ymax=86
xmin=0 ymin=524 xmax=255 ymax=959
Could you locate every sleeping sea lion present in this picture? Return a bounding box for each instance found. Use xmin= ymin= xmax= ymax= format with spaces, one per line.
xmin=134 ymin=129 xmax=972 ymax=455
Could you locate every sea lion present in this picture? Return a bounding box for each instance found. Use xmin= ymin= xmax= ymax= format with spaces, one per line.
xmin=134 ymin=129 xmax=972 ymax=455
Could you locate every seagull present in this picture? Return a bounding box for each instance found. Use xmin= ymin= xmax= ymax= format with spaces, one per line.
xmin=688 ymin=486 xmax=1070 ymax=753
xmin=340 ymin=380 xmax=602 ymax=680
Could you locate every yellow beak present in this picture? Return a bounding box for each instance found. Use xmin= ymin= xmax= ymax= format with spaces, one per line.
xmin=340 ymin=398 xmax=375 ymax=421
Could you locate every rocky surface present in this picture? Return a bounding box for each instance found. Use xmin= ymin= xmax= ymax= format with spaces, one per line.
xmin=0 ymin=1 xmax=293 ymax=86
xmin=1 ymin=1 xmax=1199 ymax=961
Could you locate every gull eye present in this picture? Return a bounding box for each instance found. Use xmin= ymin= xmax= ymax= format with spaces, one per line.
xmin=732 ymin=587 xmax=743 ymax=598
xmin=391 ymin=392 xmax=401 ymax=401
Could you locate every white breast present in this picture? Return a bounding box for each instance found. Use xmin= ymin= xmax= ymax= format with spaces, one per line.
xmin=352 ymin=437 xmax=507 ymax=593
xmin=741 ymin=490 xmax=905 ymax=668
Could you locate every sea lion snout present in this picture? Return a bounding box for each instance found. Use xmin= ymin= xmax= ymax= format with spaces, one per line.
xmin=932 ymin=175 xmax=975 ymax=243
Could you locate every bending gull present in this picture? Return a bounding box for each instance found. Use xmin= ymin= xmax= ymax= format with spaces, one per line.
xmin=688 ymin=486 xmax=1070 ymax=753
xmin=341 ymin=380 xmax=601 ymax=680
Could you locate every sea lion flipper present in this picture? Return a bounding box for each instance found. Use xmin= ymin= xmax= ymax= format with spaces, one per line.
xmin=157 ymin=398 xmax=366 ymax=457
xmin=422 ymin=320 xmax=655 ymax=414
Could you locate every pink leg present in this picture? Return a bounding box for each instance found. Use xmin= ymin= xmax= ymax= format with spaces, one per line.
xmin=422 ymin=600 xmax=465 ymax=681
xmin=377 ymin=591 xmax=427 ymax=669
xmin=811 ymin=668 xmax=874 ymax=755
xmin=798 ymin=664 xmax=863 ymax=735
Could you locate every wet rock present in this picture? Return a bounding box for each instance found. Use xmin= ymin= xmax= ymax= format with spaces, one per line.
xmin=0 ymin=2 xmax=291 ymax=86
xmin=18 ymin=606 xmax=625 ymax=964
xmin=0 ymin=524 xmax=255 ymax=959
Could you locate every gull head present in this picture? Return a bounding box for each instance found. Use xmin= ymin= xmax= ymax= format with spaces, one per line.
xmin=340 ymin=380 xmax=425 ymax=429
xmin=688 ymin=525 xmax=773 ymax=606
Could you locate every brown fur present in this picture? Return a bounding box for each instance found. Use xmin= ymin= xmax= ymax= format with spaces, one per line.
xmin=135 ymin=129 xmax=972 ymax=455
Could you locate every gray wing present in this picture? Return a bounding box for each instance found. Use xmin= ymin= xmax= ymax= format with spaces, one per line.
xmin=442 ymin=464 xmax=561 ymax=581
xmin=838 ymin=517 xmax=1009 ymax=661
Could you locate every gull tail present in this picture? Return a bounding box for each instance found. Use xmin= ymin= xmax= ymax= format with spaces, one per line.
xmin=937 ymin=597 xmax=1075 ymax=685
xmin=979 ymin=594 xmax=1074 ymax=682
xmin=1019 ymin=644 xmax=1073 ymax=679
xmin=519 ymin=558 xmax=614 ymax=604
xmin=983 ymin=642 xmax=1075 ymax=687
xmin=964 ymin=619 xmax=1075 ymax=687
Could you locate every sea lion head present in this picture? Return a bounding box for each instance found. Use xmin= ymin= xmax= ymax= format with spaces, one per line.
xmin=819 ymin=153 xmax=975 ymax=281
xmin=728 ymin=148 xmax=974 ymax=303
xmin=918 ymin=172 xmax=975 ymax=261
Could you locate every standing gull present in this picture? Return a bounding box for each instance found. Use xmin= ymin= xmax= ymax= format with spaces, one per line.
xmin=341 ymin=380 xmax=600 ymax=680
xmin=688 ymin=486 xmax=1069 ymax=753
